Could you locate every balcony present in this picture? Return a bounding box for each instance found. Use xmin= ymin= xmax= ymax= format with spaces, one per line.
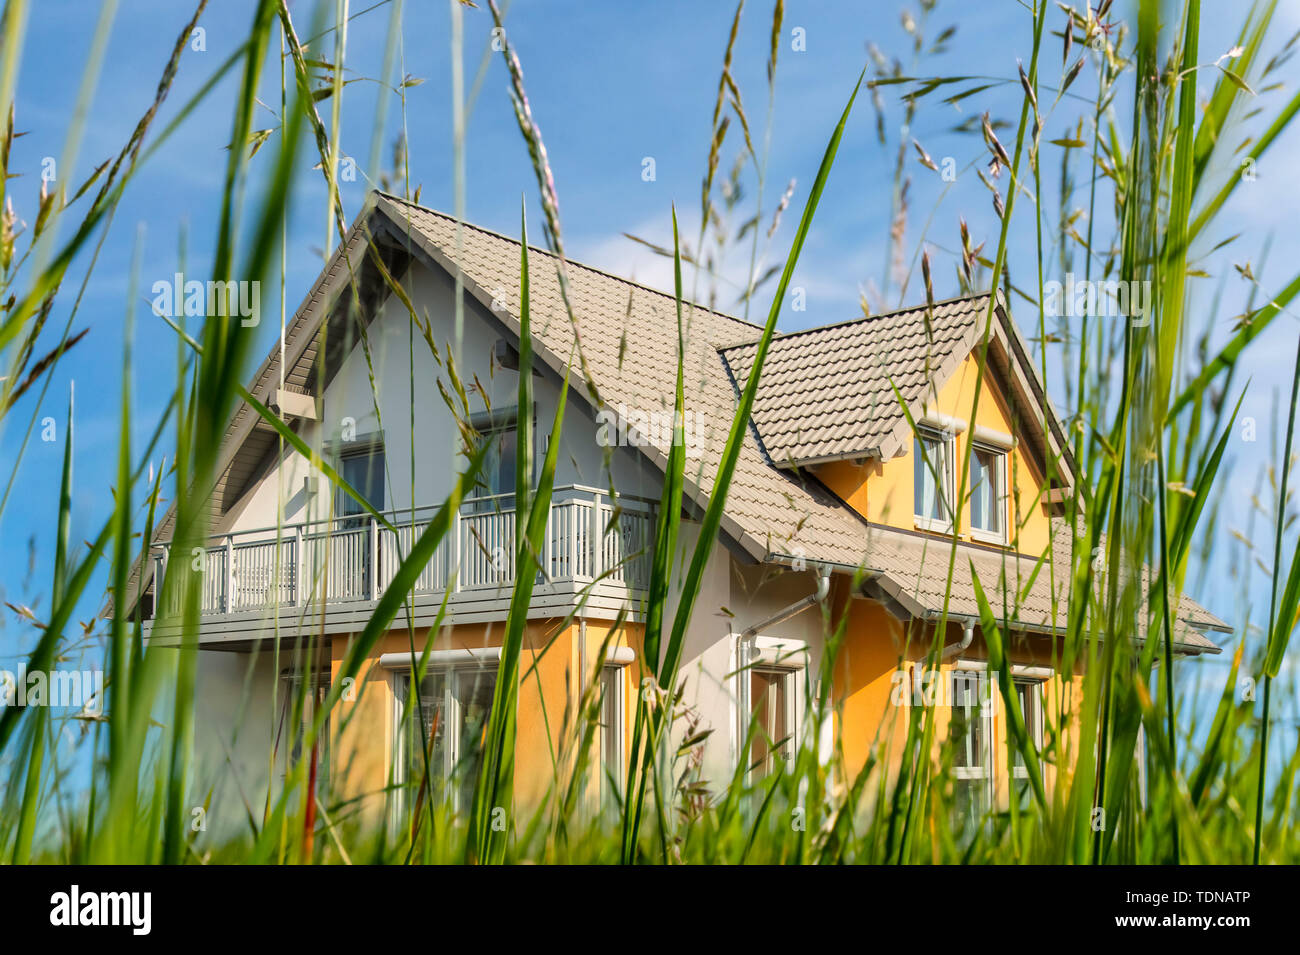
xmin=144 ymin=485 xmax=656 ymax=644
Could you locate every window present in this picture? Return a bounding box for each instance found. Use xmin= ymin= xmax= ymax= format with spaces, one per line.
xmin=482 ymin=423 xmax=517 ymax=498
xmin=599 ymin=666 xmax=624 ymax=803
xmin=395 ymin=666 xmax=496 ymax=814
xmin=336 ymin=444 xmax=385 ymax=524
xmin=748 ymin=666 xmax=795 ymax=780
xmin=970 ymin=445 xmax=1007 ymax=543
xmin=914 ymin=428 xmax=954 ymax=531
xmin=1011 ymin=677 xmax=1044 ymax=800
xmin=469 ymin=408 xmax=522 ymax=511
xmin=949 ymin=669 xmax=992 ymax=826
xmin=280 ymin=673 xmax=330 ymax=799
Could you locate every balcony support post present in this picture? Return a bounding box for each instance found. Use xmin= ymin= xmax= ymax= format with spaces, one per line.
xmin=369 ymin=515 xmax=379 ymax=601
xmin=224 ymin=535 xmax=234 ymax=613
xmin=451 ymin=508 xmax=461 ymax=594
xmin=155 ymin=549 xmax=168 ymax=617
xmin=590 ymin=491 xmax=603 ymax=582
xmin=295 ymin=524 xmax=305 ymax=607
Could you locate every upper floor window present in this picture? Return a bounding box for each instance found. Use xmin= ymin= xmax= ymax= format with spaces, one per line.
xmin=337 ymin=442 xmax=385 ymax=521
xmin=469 ymin=407 xmax=522 ymax=509
xmin=914 ymin=428 xmax=954 ymax=532
xmin=969 ymin=445 xmax=1007 ymax=544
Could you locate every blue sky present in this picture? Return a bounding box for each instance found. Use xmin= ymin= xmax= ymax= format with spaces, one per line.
xmin=2 ymin=0 xmax=1298 ymax=713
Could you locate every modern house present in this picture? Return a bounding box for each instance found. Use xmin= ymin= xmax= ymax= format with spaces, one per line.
xmin=131 ymin=191 xmax=1229 ymax=827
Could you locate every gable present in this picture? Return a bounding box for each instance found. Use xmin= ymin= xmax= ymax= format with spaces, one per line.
xmin=817 ymin=348 xmax=1057 ymax=556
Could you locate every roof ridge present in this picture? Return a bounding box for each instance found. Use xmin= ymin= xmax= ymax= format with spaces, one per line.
xmin=374 ymin=191 xmax=765 ymax=335
xmin=719 ymin=290 xmax=994 ymax=354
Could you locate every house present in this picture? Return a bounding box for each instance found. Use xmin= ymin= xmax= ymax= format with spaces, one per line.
xmin=132 ymin=191 xmax=1229 ymax=828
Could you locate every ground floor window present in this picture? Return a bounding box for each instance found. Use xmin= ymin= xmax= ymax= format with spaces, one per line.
xmin=1011 ymin=676 xmax=1045 ymax=803
xmin=947 ymin=667 xmax=1047 ymax=822
xmin=949 ymin=668 xmax=992 ymax=826
xmin=279 ymin=671 xmax=330 ymax=799
xmin=735 ymin=637 xmax=807 ymax=784
xmin=747 ymin=665 xmax=797 ymax=781
xmin=395 ymin=665 xmax=497 ymax=815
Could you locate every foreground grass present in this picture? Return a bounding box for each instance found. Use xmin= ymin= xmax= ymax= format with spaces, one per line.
xmin=1 ymin=0 xmax=1298 ymax=864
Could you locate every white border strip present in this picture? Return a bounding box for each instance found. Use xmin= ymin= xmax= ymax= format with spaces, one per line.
xmin=920 ymin=411 xmax=968 ymax=435
xmin=379 ymin=647 xmax=503 ymax=670
xmin=953 ymin=658 xmax=1053 ymax=680
xmin=971 ymin=424 xmax=1017 ymax=450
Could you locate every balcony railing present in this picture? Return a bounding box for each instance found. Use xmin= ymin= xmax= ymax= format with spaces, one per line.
xmin=147 ymin=485 xmax=655 ymax=621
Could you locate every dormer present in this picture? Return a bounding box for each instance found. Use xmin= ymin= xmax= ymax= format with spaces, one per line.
xmin=719 ymin=292 xmax=1076 ymax=557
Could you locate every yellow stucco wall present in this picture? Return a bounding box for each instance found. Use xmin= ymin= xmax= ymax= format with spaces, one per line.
xmin=328 ymin=617 xmax=647 ymax=821
xmin=812 ymin=352 xmax=1083 ymax=803
xmin=827 ymin=587 xmax=1083 ymax=809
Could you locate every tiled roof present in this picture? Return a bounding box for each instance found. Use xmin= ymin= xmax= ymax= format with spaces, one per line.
xmin=861 ymin=521 xmax=1228 ymax=653
xmin=378 ymin=194 xmax=1224 ymax=653
xmin=720 ymin=295 xmax=990 ymax=466
xmin=128 ymin=192 xmax=1226 ymax=654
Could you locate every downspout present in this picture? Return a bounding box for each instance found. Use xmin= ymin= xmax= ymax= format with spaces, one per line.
xmin=940 ymin=616 xmax=976 ymax=660
xmin=740 ymin=565 xmax=832 ymax=639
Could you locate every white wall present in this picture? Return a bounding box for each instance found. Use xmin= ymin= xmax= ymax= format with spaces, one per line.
xmin=220 ymin=260 xmax=664 ymax=533
xmin=191 ymin=649 xmax=280 ymax=839
xmin=670 ymin=533 xmax=832 ymax=790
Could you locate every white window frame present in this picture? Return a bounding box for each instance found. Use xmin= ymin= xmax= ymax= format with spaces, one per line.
xmin=951 ymin=660 xmax=1050 ymax=811
xmin=968 ymin=442 xmax=1009 ymax=545
xmin=332 ymin=435 xmax=386 ymax=522
xmin=1010 ymin=675 xmax=1045 ymax=782
xmin=468 ymin=406 xmax=524 ymax=507
xmin=598 ymin=664 xmax=625 ymax=804
xmin=733 ymin=635 xmax=807 ymax=783
xmin=948 ymin=666 xmax=995 ymax=811
xmin=278 ymin=667 xmax=331 ymax=796
xmin=388 ymin=652 xmax=500 ymax=818
xmin=914 ymin=426 xmax=956 ymax=533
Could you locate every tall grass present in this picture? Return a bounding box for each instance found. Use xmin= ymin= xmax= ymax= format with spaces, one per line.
xmin=0 ymin=0 xmax=1297 ymax=864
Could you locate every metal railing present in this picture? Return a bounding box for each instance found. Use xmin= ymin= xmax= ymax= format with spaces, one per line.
xmin=148 ymin=485 xmax=655 ymax=619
